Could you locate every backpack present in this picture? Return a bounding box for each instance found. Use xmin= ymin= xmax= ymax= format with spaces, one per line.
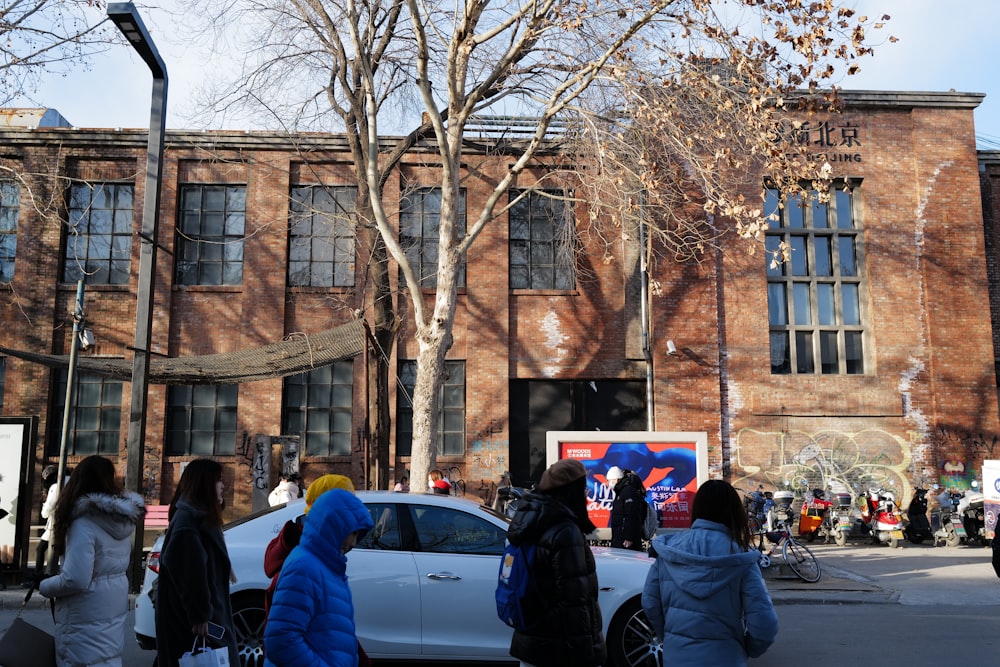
xmin=642 ymin=500 xmax=659 ymax=540
xmin=496 ymin=541 xmax=538 ymax=631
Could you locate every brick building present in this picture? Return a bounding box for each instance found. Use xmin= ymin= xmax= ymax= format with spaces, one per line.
xmin=0 ymin=89 xmax=997 ymax=554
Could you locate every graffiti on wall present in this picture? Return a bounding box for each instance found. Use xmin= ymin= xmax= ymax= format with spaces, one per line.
xmin=732 ymin=427 xmax=913 ymax=502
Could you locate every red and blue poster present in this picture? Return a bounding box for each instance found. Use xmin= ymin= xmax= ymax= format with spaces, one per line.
xmin=546 ymin=431 xmax=709 ymax=536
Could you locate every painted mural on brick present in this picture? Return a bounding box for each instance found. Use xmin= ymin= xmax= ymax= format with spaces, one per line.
xmin=732 ymin=427 xmax=913 ymax=504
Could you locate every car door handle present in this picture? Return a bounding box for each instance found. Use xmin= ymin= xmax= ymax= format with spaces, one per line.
xmin=426 ymin=572 xmax=462 ymax=580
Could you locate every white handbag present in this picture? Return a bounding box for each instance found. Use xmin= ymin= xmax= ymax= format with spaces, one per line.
xmin=178 ymin=637 xmax=230 ymax=667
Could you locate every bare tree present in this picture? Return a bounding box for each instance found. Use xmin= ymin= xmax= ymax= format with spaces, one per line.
xmin=0 ymin=0 xmax=115 ymax=105
xmin=175 ymin=0 xmax=891 ymax=489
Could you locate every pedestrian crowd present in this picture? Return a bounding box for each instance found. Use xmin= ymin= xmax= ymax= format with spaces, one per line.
xmin=23 ymin=457 xmax=780 ymax=667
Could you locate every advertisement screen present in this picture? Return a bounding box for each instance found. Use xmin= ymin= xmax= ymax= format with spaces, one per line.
xmin=546 ymin=431 xmax=708 ymax=535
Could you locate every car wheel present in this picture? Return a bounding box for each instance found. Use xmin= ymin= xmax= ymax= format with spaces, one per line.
xmin=605 ymin=597 xmax=660 ymax=667
xmin=834 ymin=531 xmax=847 ymax=546
xmin=231 ymin=591 xmax=267 ymax=667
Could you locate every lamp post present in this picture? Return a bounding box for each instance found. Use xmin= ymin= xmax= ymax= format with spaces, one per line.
xmin=107 ymin=1 xmax=167 ymax=592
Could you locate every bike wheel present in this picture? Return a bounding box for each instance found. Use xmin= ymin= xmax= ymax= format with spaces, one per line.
xmin=782 ymin=537 xmax=821 ymax=583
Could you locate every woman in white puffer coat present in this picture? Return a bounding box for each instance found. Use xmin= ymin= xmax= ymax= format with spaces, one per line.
xmin=39 ymin=455 xmax=144 ymax=667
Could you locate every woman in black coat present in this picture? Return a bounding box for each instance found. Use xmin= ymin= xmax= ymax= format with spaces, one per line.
xmin=154 ymin=459 xmax=238 ymax=666
xmin=505 ymin=458 xmax=606 ymax=667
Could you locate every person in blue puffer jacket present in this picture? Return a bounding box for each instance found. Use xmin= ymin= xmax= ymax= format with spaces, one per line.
xmin=641 ymin=479 xmax=778 ymax=667
xmin=264 ymin=488 xmax=373 ymax=667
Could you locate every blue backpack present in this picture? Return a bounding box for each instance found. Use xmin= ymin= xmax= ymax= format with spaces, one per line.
xmin=495 ymin=541 xmax=538 ymax=631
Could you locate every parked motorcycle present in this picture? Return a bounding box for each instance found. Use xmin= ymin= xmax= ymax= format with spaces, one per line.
xmin=798 ymin=488 xmax=834 ymax=543
xmin=858 ymin=486 xmax=905 ymax=548
xmin=903 ymin=486 xmax=933 ymax=544
xmin=931 ymin=486 xmax=966 ymax=547
xmin=768 ymin=490 xmax=795 ymax=531
xmin=493 ymin=472 xmax=531 ymax=519
xmin=829 ymin=491 xmax=855 ymax=546
xmin=959 ymin=480 xmax=987 ymax=546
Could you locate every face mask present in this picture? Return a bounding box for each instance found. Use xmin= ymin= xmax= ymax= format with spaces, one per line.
xmin=428 ymin=480 xmax=435 ymax=489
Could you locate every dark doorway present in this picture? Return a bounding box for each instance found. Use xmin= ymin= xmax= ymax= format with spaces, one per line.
xmin=509 ymin=380 xmax=646 ymax=485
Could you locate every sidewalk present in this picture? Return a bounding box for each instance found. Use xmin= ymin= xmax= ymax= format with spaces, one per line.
xmin=762 ymin=560 xmax=897 ymax=605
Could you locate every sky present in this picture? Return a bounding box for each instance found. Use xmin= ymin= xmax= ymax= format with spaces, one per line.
xmin=11 ymin=0 xmax=1000 ymax=148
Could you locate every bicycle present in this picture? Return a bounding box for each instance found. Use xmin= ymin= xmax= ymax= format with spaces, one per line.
xmin=753 ymin=524 xmax=822 ymax=583
xmin=740 ymin=486 xmax=821 ymax=583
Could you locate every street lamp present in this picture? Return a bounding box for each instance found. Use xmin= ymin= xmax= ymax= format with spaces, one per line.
xmin=107 ymin=1 xmax=167 ymax=592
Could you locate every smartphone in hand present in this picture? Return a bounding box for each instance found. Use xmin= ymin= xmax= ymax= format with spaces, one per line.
xmin=206 ymin=622 xmax=226 ymax=641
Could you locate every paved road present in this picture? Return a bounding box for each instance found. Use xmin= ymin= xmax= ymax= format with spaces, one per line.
xmin=0 ymin=540 xmax=996 ymax=666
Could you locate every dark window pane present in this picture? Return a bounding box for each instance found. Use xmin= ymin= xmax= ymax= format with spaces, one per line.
xmin=770 ymin=332 xmax=791 ymax=374
xmin=795 ymin=331 xmax=814 ymax=373
xmin=820 ymin=331 xmax=839 ymax=374
xmin=786 ymin=194 xmax=804 ymax=229
xmin=845 ymin=332 xmax=864 ymax=374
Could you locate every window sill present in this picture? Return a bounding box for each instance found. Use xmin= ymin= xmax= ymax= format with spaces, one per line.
xmin=511 ymin=289 xmax=579 ymax=296
xmin=173 ymin=284 xmax=243 ymax=293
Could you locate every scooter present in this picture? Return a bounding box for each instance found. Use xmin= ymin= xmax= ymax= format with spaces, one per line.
xmin=798 ymin=488 xmax=834 ymax=543
xmin=903 ymin=486 xmax=933 ymax=544
xmin=931 ymin=487 xmax=966 ymax=547
xmin=767 ymin=490 xmax=795 ymax=532
xmin=828 ymin=491 xmax=855 ymax=546
xmin=959 ymin=480 xmax=987 ymax=546
xmin=858 ymin=487 xmax=905 ymax=548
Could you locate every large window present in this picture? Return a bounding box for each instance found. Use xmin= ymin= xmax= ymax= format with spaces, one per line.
xmin=766 ymin=184 xmax=866 ymax=375
xmin=509 ymin=189 xmax=575 ymax=290
xmin=399 ymin=187 xmax=466 ymax=288
xmin=396 ymin=360 xmax=465 ymax=457
xmin=282 ymin=361 xmax=353 ymax=456
xmin=50 ymin=371 xmax=122 ymax=456
xmin=0 ymin=182 xmax=19 ymax=283
xmin=63 ymin=183 xmax=134 ymax=285
xmin=176 ymin=185 xmax=246 ymax=286
xmin=166 ymin=384 xmax=238 ymax=455
xmin=288 ymin=185 xmax=356 ymax=287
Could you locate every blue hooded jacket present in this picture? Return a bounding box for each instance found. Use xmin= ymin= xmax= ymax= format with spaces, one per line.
xmin=264 ymin=489 xmax=373 ymax=667
xmin=641 ymin=519 xmax=778 ymax=667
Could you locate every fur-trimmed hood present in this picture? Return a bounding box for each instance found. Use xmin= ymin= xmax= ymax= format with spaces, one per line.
xmin=71 ymin=491 xmax=145 ymax=542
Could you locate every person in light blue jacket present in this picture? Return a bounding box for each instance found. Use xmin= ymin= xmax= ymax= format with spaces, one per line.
xmin=264 ymin=488 xmax=373 ymax=667
xmin=642 ymin=479 xmax=778 ymax=667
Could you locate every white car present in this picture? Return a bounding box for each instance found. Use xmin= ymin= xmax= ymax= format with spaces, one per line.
xmin=134 ymin=491 xmax=658 ymax=666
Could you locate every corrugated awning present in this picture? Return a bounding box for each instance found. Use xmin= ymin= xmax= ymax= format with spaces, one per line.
xmin=0 ymin=319 xmax=368 ymax=384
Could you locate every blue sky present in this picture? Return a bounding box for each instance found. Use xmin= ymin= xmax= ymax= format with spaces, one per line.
xmin=13 ymin=0 xmax=1000 ymax=147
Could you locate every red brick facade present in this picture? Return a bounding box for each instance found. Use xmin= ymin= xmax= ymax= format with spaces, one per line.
xmin=0 ymin=90 xmax=997 ymax=530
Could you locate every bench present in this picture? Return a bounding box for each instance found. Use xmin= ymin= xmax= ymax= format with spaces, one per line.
xmin=143 ymin=505 xmax=170 ymax=549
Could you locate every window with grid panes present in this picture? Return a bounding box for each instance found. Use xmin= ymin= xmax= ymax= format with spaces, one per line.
xmin=765 ymin=183 xmax=866 ymax=375
xmin=0 ymin=182 xmax=19 ymax=283
xmin=509 ymin=189 xmax=575 ymax=290
xmin=166 ymin=384 xmax=238 ymax=455
xmin=396 ymin=360 xmax=465 ymax=457
xmin=176 ymin=185 xmax=246 ymax=286
xmin=49 ymin=371 xmax=122 ymax=456
xmin=63 ymin=183 xmax=134 ymax=285
xmin=399 ymin=187 xmax=466 ymax=288
xmin=288 ymin=186 xmax=357 ymax=287
xmin=282 ymin=361 xmax=354 ymax=456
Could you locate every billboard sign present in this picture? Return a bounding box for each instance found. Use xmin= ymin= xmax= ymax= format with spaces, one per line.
xmin=546 ymin=431 xmax=709 ymax=539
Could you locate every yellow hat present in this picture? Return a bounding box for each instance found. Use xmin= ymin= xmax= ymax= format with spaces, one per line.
xmin=304 ymin=474 xmax=355 ymax=512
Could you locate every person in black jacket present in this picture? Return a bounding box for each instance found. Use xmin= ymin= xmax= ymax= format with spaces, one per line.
xmin=154 ymin=459 xmax=239 ymax=666
xmin=608 ymin=466 xmax=646 ymax=551
xmin=505 ymin=458 xmax=607 ymax=667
